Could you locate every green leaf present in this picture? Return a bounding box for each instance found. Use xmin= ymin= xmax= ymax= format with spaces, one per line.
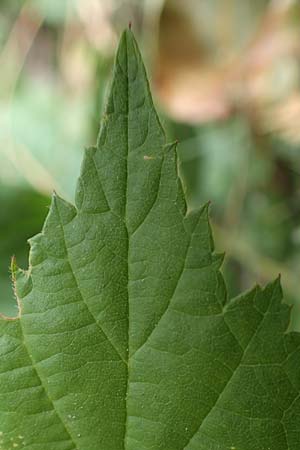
xmin=1 ymin=29 xmax=300 ymax=450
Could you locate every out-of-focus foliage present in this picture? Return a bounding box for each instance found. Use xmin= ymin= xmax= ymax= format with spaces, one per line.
xmin=0 ymin=0 xmax=300 ymax=328
xmin=155 ymin=0 xmax=300 ymax=133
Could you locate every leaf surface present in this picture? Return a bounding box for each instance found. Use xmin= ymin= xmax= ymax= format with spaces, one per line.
xmin=0 ymin=29 xmax=300 ymax=450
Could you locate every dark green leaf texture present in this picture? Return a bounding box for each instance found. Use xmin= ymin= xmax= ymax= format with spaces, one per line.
xmin=1 ymin=29 xmax=300 ymax=450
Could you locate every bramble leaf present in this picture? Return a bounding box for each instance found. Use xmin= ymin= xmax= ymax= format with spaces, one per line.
xmin=0 ymin=29 xmax=300 ymax=450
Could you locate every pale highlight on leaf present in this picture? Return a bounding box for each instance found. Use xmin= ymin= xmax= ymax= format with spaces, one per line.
xmin=0 ymin=29 xmax=300 ymax=450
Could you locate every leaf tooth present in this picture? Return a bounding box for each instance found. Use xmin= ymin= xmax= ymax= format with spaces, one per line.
xmin=254 ymin=276 xmax=284 ymax=315
xmin=43 ymin=192 xmax=77 ymax=234
xmin=212 ymin=252 xmax=225 ymax=269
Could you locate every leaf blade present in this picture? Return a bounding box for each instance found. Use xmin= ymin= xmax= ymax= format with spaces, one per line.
xmin=0 ymin=29 xmax=300 ymax=450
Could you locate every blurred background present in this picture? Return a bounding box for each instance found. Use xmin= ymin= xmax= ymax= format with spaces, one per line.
xmin=1 ymin=0 xmax=300 ymax=328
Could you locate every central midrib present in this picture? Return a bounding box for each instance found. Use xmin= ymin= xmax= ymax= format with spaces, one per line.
xmin=123 ymin=31 xmax=130 ymax=450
